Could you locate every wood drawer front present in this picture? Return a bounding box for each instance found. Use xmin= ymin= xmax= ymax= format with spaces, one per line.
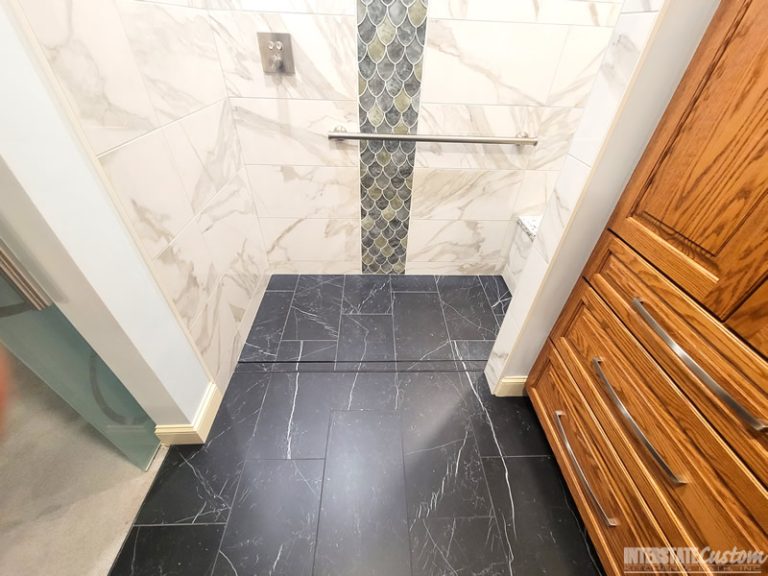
xmin=552 ymin=283 xmax=768 ymax=553
xmin=528 ymin=345 xmax=676 ymax=576
xmin=728 ymin=278 xmax=768 ymax=359
xmin=586 ymin=235 xmax=768 ymax=485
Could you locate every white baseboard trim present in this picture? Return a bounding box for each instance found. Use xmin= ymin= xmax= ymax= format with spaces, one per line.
xmin=492 ymin=376 xmax=527 ymax=397
xmin=154 ymin=381 xmax=223 ymax=445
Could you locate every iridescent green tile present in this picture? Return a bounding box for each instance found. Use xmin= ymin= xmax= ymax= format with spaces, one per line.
xmin=407 ymin=0 xmax=426 ymax=27
xmin=393 ymin=88 xmax=411 ymax=113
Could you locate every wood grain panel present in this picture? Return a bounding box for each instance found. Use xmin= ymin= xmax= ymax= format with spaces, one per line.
xmin=610 ymin=0 xmax=768 ymax=318
xmin=527 ymin=344 xmax=683 ymax=576
xmin=552 ymin=282 xmax=768 ymax=553
xmin=585 ymin=234 xmax=768 ymax=486
xmin=728 ymin=278 xmax=768 ymax=358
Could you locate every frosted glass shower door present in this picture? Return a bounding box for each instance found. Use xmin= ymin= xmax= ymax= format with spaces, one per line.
xmin=0 ymin=272 xmax=159 ymax=469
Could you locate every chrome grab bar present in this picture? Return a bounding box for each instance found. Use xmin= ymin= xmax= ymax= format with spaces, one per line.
xmin=632 ymin=298 xmax=767 ymax=433
xmin=553 ymin=410 xmax=619 ymax=528
xmin=328 ymin=126 xmax=538 ymax=146
xmin=592 ymin=358 xmax=687 ymax=486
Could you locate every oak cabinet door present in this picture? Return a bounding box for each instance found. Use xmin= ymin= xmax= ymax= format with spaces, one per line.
xmin=611 ymin=0 xmax=768 ymax=319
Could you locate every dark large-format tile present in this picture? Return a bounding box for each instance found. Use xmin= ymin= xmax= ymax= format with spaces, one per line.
xmin=337 ymin=314 xmax=395 ymax=363
xmin=483 ymin=456 xmax=603 ymax=575
xmin=248 ymin=371 xmax=354 ymax=459
xmin=240 ymin=290 xmax=293 ymax=361
xmin=479 ymin=275 xmax=512 ymax=315
xmin=409 ymin=517 xmax=508 ymax=576
xmin=346 ymin=372 xmax=402 ymax=410
xmin=462 ymin=372 xmax=551 ymax=457
xmin=213 ymin=459 xmax=323 ymax=576
xmin=276 ymin=339 xmax=337 ymax=371
xmin=437 ymin=276 xmax=499 ymax=341
xmin=136 ymin=373 xmax=269 ymax=524
xmin=390 ymin=274 xmax=437 ymax=292
xmin=110 ymin=525 xmax=224 ymax=576
xmin=393 ymin=292 xmax=453 ymax=362
xmin=314 ymin=411 xmax=411 ymax=576
xmin=267 ymin=274 xmax=298 ymax=291
xmin=342 ymin=275 xmax=392 ymax=313
xmin=283 ymin=275 xmax=343 ymax=340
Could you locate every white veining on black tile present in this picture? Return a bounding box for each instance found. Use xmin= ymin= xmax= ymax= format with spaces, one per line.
xmin=213 ymin=459 xmax=323 ymax=576
xmin=337 ymin=314 xmax=395 ymax=364
xmin=342 ymin=274 xmax=393 ymax=314
xmin=240 ymin=290 xmax=292 ymax=361
xmin=282 ymin=275 xmax=344 ymax=341
xmin=314 ymin=411 xmax=411 ymax=576
xmin=393 ymin=292 xmax=454 ymax=363
xmin=437 ymin=276 xmax=498 ymax=341
xmin=478 ymin=275 xmax=513 ymax=316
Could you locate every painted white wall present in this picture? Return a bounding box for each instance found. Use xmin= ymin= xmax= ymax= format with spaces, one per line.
xmin=486 ymin=0 xmax=719 ymax=393
xmin=0 ymin=0 xmax=211 ymax=424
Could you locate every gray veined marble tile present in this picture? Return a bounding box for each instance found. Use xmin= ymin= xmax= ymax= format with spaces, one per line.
xmin=478 ymin=275 xmax=513 ymax=316
xmin=342 ymin=274 xmax=392 ymax=314
xmin=240 ymin=289 xmax=293 ymax=362
xmin=337 ymin=314 xmax=395 ymax=364
xmin=393 ymin=292 xmax=453 ymax=363
xmin=275 ymin=339 xmax=338 ymax=372
xmin=213 ymin=459 xmax=323 ymax=576
xmin=314 ymin=411 xmax=411 ymax=576
xmin=115 ymin=0 xmax=227 ymax=123
xmin=390 ymin=274 xmax=437 ymax=292
xmin=17 ymin=0 xmax=159 ymax=155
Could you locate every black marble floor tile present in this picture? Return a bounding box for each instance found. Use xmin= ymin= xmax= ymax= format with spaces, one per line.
xmin=240 ymin=290 xmax=293 ymax=361
xmin=404 ymin=426 xmax=493 ymax=519
xmin=461 ymin=371 xmax=551 ymax=457
xmin=267 ymin=274 xmax=298 ymax=291
xmin=483 ymin=456 xmax=603 ymax=576
xmin=390 ymin=274 xmax=437 ymax=292
xmin=213 ymin=459 xmax=323 ymax=576
xmin=337 ymin=314 xmax=395 ymax=363
xmin=393 ymin=292 xmax=453 ymax=362
xmin=276 ymin=339 xmax=337 ymax=371
xmin=342 ymin=274 xmax=392 ymax=314
xmin=437 ymin=276 xmax=499 ymax=341
xmin=110 ymin=525 xmax=224 ymax=576
xmin=136 ymin=373 xmax=269 ymax=525
xmin=452 ymin=340 xmax=495 ymax=361
xmin=314 ymin=411 xmax=411 ymax=576
xmin=479 ymin=275 xmax=512 ymax=316
xmin=346 ymin=372 xmax=402 ymax=410
xmin=409 ymin=517 xmax=509 ymax=576
xmin=248 ymin=371 xmax=354 ymax=459
xmin=283 ymin=275 xmax=343 ymax=340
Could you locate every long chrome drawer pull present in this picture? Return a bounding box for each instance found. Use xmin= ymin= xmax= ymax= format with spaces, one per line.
xmin=632 ymin=298 xmax=767 ymax=433
xmin=553 ymin=410 xmax=619 ymax=528
xmin=592 ymin=358 xmax=687 ymax=486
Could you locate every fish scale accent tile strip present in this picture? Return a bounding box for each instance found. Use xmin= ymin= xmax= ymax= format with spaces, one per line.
xmin=357 ymin=0 xmax=428 ymax=274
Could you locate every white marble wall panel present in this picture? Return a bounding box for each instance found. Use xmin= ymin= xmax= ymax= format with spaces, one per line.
xmin=426 ymin=0 xmax=621 ymax=26
xmin=407 ymin=220 xmax=510 ymax=263
xmin=99 ymin=129 xmax=195 ymax=258
xmin=115 ymin=0 xmax=227 ymax=123
xmin=411 ymin=168 xmax=523 ymax=221
xmin=547 ymin=26 xmax=614 ymax=107
xmin=570 ymin=12 xmax=658 ymax=166
xmin=195 ymin=0 xmax=355 ymax=13
xmin=260 ymin=218 xmax=360 ymax=264
xmin=246 ymin=165 xmax=359 ymax=219
xmin=211 ymin=11 xmax=356 ymax=100
xmin=233 ymin=98 xmax=359 ymax=166
xmin=503 ymin=218 xmax=537 ymax=295
xmin=17 ymin=0 xmax=158 ymax=154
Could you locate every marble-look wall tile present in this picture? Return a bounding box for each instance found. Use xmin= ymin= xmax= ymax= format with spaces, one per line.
xmin=260 ymin=218 xmax=361 ymax=264
xmin=622 ymin=0 xmax=665 ymax=13
xmin=504 ymin=218 xmax=537 ymax=295
xmin=570 ymin=12 xmax=658 ymax=167
xmin=411 ymin=168 xmax=523 ymax=221
xmin=421 ymin=19 xmax=569 ymax=107
xmin=164 ymin=99 xmax=242 ymax=213
xmin=17 ymin=0 xmax=158 ymax=154
xmin=408 ymin=220 xmax=509 ymax=264
xmin=415 ymin=103 xmax=537 ymax=170
xmin=527 ymin=107 xmax=584 ymax=171
xmin=269 ymin=260 xmax=362 ymax=274
xmin=99 ymin=129 xmax=194 ymax=258
xmin=547 ymin=26 xmax=613 ymax=107
xmin=152 ymin=218 xmax=219 ymax=329
xmin=246 ymin=165 xmax=359 ymax=219
xmin=232 ymin=98 xmax=359 ymax=166
xmin=198 ymin=0 xmax=355 ymax=13
xmin=115 ymin=0 xmax=227 ymax=123
xmin=427 ymin=0 xmax=621 ymax=26
xmin=516 ymin=170 xmax=559 ymax=216
xmin=211 ymin=12 xmax=356 ymax=100
xmin=405 ymin=261 xmax=500 ymax=275
xmin=188 ymin=279 xmax=239 ymax=385
xmin=198 ymin=170 xmax=268 ymax=324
